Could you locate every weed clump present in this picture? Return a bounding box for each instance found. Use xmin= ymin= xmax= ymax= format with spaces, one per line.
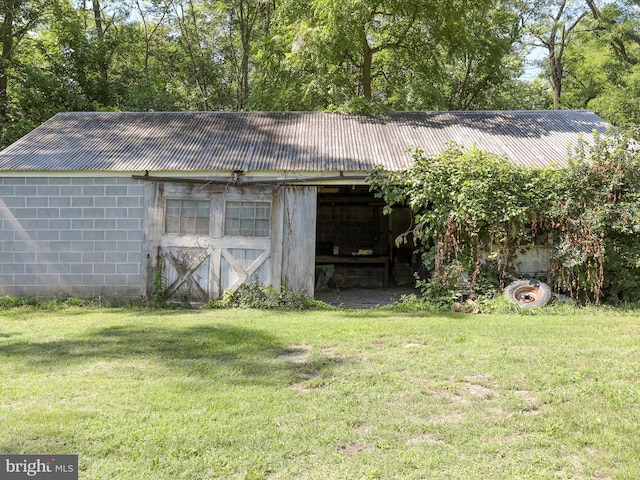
xmin=204 ymin=280 xmax=330 ymax=310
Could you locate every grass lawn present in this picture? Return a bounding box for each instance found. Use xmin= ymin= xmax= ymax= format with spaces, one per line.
xmin=1 ymin=306 xmax=639 ymax=479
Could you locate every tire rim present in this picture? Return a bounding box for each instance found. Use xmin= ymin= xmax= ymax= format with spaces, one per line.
xmin=512 ymin=285 xmax=541 ymax=304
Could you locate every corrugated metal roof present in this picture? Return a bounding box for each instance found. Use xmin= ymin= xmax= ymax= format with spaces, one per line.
xmin=0 ymin=110 xmax=609 ymax=173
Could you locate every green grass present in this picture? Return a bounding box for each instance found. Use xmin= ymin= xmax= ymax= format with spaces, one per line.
xmin=1 ymin=306 xmax=639 ymax=479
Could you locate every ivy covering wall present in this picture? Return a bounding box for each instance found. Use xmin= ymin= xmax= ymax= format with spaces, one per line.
xmin=367 ymin=131 xmax=640 ymax=305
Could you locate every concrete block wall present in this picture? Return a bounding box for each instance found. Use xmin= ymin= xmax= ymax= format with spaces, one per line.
xmin=0 ymin=176 xmax=145 ymax=300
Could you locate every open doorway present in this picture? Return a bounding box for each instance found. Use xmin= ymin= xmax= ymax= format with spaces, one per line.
xmin=315 ymin=186 xmax=417 ymax=290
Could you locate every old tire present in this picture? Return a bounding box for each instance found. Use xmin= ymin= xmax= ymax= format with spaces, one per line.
xmin=504 ymin=279 xmax=551 ymax=308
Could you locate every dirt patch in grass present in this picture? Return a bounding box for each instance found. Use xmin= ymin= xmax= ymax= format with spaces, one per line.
xmin=513 ymin=390 xmax=538 ymax=403
xmin=339 ymin=442 xmax=374 ymax=456
xmin=290 ymin=382 xmax=313 ymax=394
xmin=465 ymin=383 xmax=496 ymax=399
xmin=290 ymin=371 xmax=321 ymax=394
xmin=406 ymin=434 xmax=446 ymax=445
xmin=277 ymin=344 xmax=312 ymax=363
xmin=428 ymin=412 xmax=465 ymax=424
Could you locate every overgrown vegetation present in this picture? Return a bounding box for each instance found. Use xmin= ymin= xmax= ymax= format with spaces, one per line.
xmin=204 ymin=280 xmax=329 ymax=310
xmin=0 ymin=295 xmax=125 ymax=310
xmin=368 ymin=130 xmax=640 ymax=306
xmin=0 ymin=282 xmax=327 ymax=312
xmin=151 ymin=271 xmax=165 ymax=309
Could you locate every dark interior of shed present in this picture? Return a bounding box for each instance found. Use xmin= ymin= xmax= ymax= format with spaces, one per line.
xmin=315 ymin=185 xmax=417 ymax=289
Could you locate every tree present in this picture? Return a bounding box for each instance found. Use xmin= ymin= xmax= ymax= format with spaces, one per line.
xmin=253 ymin=0 xmax=522 ymax=112
xmin=367 ymin=143 xmax=559 ymax=303
xmin=434 ymin=7 xmax=523 ymax=110
xmin=133 ymin=0 xmax=172 ymax=88
xmin=558 ymin=1 xmax=640 ymax=127
xmin=0 ymin=0 xmax=51 ymax=120
xmin=586 ymin=0 xmax=640 ymax=66
xmin=524 ymin=0 xmax=589 ymax=109
xmin=113 ymin=0 xmax=188 ymax=111
xmin=229 ymin=0 xmax=275 ymax=109
xmin=167 ymin=0 xmax=236 ymax=110
xmin=474 ymin=77 xmax=551 ymax=110
xmin=4 ymin=0 xmax=640 ymax=145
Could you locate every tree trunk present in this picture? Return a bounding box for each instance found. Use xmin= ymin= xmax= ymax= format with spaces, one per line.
xmin=0 ymin=0 xmax=20 ymax=120
xmin=548 ymin=44 xmax=562 ymax=109
xmin=91 ymin=0 xmax=110 ymax=106
xmin=92 ymin=0 xmax=103 ymax=39
xmin=238 ymin=0 xmax=250 ymax=109
xmin=586 ymin=0 xmax=639 ymax=65
xmin=362 ymin=37 xmax=372 ymax=101
xmin=539 ymin=0 xmax=586 ymax=110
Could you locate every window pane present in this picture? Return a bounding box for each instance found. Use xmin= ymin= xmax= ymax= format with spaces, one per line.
xmin=240 ymin=219 xmax=255 ymax=236
xmin=180 ymin=216 xmax=192 ymax=234
xmin=255 ymin=220 xmax=270 ymax=237
xmin=226 ymin=202 xmax=240 ymax=219
xmin=181 ymin=200 xmax=196 ymax=216
xmin=224 ymin=200 xmax=271 ymax=237
xmin=195 ymin=217 xmax=209 ymax=234
xmin=165 ymin=217 xmax=180 ymax=234
xmin=166 ymin=199 xmax=181 ymax=216
xmin=224 ymin=218 xmax=239 ymax=236
xmin=196 ymin=201 xmax=210 ymax=217
xmin=241 ymin=205 xmax=255 ymax=219
xmin=256 ymin=204 xmax=270 ymax=220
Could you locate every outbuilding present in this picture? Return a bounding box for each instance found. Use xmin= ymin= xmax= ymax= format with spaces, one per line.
xmin=0 ymin=110 xmax=609 ymax=302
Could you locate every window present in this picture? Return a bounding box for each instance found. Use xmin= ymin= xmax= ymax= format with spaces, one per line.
xmin=224 ymin=201 xmax=270 ymax=237
xmin=165 ymin=199 xmax=211 ymax=235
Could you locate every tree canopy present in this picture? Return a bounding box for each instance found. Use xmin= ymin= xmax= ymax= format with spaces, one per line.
xmin=0 ymin=0 xmax=639 ymax=147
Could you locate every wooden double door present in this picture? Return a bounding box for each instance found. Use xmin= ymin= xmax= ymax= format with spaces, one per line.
xmin=150 ymin=182 xmax=277 ymax=302
xmin=145 ymin=181 xmax=316 ymax=303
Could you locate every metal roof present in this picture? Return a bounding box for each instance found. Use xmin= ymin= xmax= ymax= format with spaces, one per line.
xmin=0 ymin=110 xmax=609 ymax=173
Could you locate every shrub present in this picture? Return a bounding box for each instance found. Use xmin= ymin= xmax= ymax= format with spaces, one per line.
xmin=204 ymin=280 xmax=328 ymax=310
xmin=0 ymin=296 xmax=39 ymax=309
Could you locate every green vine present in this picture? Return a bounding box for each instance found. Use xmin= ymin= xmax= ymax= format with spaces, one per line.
xmin=368 ymin=132 xmax=640 ymax=305
xmin=151 ymin=270 xmax=165 ymax=308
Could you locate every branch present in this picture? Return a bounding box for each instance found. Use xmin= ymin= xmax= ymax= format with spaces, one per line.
xmin=585 ymin=0 xmax=640 ymax=64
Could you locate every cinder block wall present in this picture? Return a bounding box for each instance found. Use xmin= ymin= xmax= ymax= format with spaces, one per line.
xmin=0 ymin=176 xmax=145 ymax=300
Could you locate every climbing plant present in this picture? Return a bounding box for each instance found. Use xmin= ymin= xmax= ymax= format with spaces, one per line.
xmin=368 ymin=132 xmax=640 ymax=305
xmin=551 ymin=132 xmax=640 ymax=304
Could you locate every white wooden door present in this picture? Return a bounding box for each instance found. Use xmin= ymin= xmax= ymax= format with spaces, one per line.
xmin=162 ymin=245 xmax=212 ymax=302
xmin=158 ymin=185 xmax=274 ymax=302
